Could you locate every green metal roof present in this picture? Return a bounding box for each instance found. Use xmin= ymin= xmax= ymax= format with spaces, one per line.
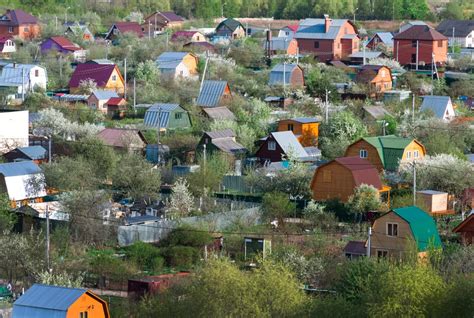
xmin=363 ymin=135 xmax=413 ymax=171
xmin=392 ymin=206 xmax=442 ymax=251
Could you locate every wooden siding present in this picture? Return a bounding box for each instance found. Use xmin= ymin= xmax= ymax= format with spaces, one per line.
xmin=401 ymin=141 xmax=426 ymax=162
xmin=277 ymin=120 xmax=319 ymax=147
xmin=370 ymin=212 xmax=413 ymax=258
xmin=255 ymin=135 xmax=286 ymax=163
xmin=286 ymin=39 xmax=298 ymax=55
xmin=297 ymin=39 xmax=334 ymax=61
xmin=289 ymin=67 xmax=305 ymax=87
xmin=344 ymin=140 xmax=384 ymax=172
xmin=104 ymin=67 xmax=125 ymax=94
xmin=311 ymin=161 xmax=356 ymax=202
xmin=66 ymin=292 xmax=109 ymax=318
xmin=182 ymin=54 xmax=198 ymax=74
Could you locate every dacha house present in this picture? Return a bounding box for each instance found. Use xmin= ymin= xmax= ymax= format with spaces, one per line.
xmin=268 ymin=63 xmax=304 ymax=87
xmin=215 ymin=18 xmax=245 ymax=39
xmin=277 ymin=117 xmax=320 ymax=147
xmin=105 ymin=21 xmax=144 ymax=40
xmin=0 ymin=9 xmax=40 ymax=40
xmin=40 ymin=36 xmax=86 ymax=62
xmin=144 ymin=103 xmax=191 ymax=131
xmin=355 ymin=65 xmax=392 ymax=98
xmin=69 ymin=63 xmax=125 ymax=94
xmin=155 ymin=52 xmax=199 ymax=79
xmin=197 ymin=80 xmax=232 ymax=108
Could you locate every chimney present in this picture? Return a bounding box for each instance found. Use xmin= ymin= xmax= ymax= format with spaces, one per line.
xmin=324 ymin=14 xmax=331 ymax=33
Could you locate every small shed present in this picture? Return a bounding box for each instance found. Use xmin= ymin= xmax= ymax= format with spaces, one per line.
xmin=268 ymin=63 xmax=304 ymax=87
xmin=343 ymin=241 xmax=366 ymax=260
xmin=420 ymin=95 xmax=455 ymax=121
xmin=128 ymin=272 xmax=191 ymax=299
xmin=202 ymin=106 xmax=236 ymax=121
xmin=143 ymin=103 xmax=191 ymax=131
xmin=244 ymin=236 xmax=271 ymax=261
xmin=383 ymin=90 xmax=411 ymax=103
xmin=196 ymin=80 xmax=232 ymax=108
xmin=3 ymin=146 xmax=47 ymax=164
xmin=453 ymin=213 xmax=474 ymax=245
xmin=196 ymin=129 xmax=246 ymax=156
xmin=417 ymin=190 xmax=453 ymax=215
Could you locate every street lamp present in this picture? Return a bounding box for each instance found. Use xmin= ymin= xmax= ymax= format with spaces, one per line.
xmin=353 ymin=7 xmax=358 ymax=24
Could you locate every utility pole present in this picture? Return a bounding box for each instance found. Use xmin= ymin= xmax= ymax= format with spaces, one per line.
xmin=412 ymin=94 xmax=415 ymax=122
xmin=199 ymin=52 xmax=209 ymax=93
xmin=296 ymin=47 xmax=299 ymax=64
xmin=154 ymin=14 xmax=157 ymax=38
xmin=413 ymin=161 xmax=417 ymax=206
xmin=452 ymin=27 xmax=455 ymax=54
xmin=48 ymin=136 xmax=52 ymax=165
xmin=21 ymin=68 xmax=25 ymax=102
xmin=325 ymin=89 xmax=330 ymax=122
xmin=416 ymin=40 xmax=419 ymax=71
xmin=166 ymin=31 xmax=169 ymax=50
xmin=124 ymin=58 xmax=127 ymax=99
xmin=148 ymin=22 xmax=151 ymax=40
xmin=431 ymin=54 xmax=434 ymax=95
xmin=133 ymin=77 xmax=136 ymax=113
xmin=157 ymin=108 xmax=162 ymax=163
xmin=382 ymin=120 xmax=386 ymax=136
xmin=55 ymin=16 xmax=58 ymax=31
xmin=396 ymin=41 xmax=399 ymax=62
xmin=59 ymin=55 xmax=63 ymax=82
xmin=366 ymin=227 xmax=371 ymax=257
xmin=283 ymin=61 xmax=286 ymax=90
xmin=362 ymin=43 xmax=366 ymax=65
xmin=46 ymin=204 xmax=50 ymax=272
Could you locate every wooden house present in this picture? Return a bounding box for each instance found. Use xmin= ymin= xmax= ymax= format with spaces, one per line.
xmin=345 ymin=135 xmax=426 ymax=172
xmin=40 ymin=36 xmax=86 ymax=62
xmin=355 ymin=65 xmax=392 ymax=98
xmin=0 ymin=9 xmax=40 ymax=40
xmin=202 ymin=106 xmax=236 ymax=121
xmin=366 ymin=32 xmax=394 ymax=51
xmin=64 ymin=22 xmax=94 ymax=41
xmin=196 ymin=129 xmax=246 ymax=157
xmin=96 ymin=128 xmax=147 ymax=152
xmin=106 ymin=97 xmax=127 ymax=118
xmin=277 ymin=117 xmax=320 ymax=147
xmin=155 ymin=52 xmax=198 ymax=79
xmin=268 ymin=37 xmax=299 ymax=56
xmin=393 ymin=25 xmax=448 ymax=67
xmin=370 ymin=206 xmax=442 ymax=259
xmin=87 ymin=90 xmax=119 ymax=113
xmin=142 ymin=11 xmax=185 ymax=35
xmin=215 ymin=18 xmax=245 ymax=39
xmin=268 ymin=63 xmax=304 ymax=87
xmin=13 ymin=284 xmax=109 ymax=318
xmin=310 ymin=157 xmax=389 ymax=203
xmin=420 ymin=95 xmax=455 ymax=121
xmin=105 ymin=22 xmax=144 ymax=40
xmin=453 ymin=213 xmax=474 ymax=245
xmin=255 ymin=131 xmax=309 ymax=163
xmin=343 ymin=241 xmax=366 ymax=260
xmin=69 ymin=63 xmax=124 ymax=94
xmin=171 ymin=30 xmax=206 ymax=43
xmin=143 ymin=103 xmax=191 ymax=131
xmin=196 ymin=80 xmax=232 ymax=108
xmin=295 ymin=15 xmax=359 ymax=61
xmin=3 ymin=146 xmax=47 ymax=164
xmin=278 ymin=25 xmax=298 ymax=38
xmin=417 ymin=190 xmax=453 ymax=216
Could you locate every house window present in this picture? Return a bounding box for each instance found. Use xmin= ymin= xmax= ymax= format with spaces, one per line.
xmin=314 ymin=41 xmax=319 ymax=49
xmin=414 ymin=150 xmax=419 ymax=158
xmin=197 ymin=36 xmax=200 ymax=41
xmin=111 ymin=75 xmax=117 ymax=81
xmin=175 ymin=112 xmax=182 ymax=119
xmin=287 ymin=124 xmax=294 ymax=131
xmin=438 ymin=40 xmax=443 ymax=47
xmin=285 ymin=31 xmax=289 ymax=36
xmin=412 ymin=40 xmax=417 ymax=48
xmin=387 ymin=223 xmax=398 ymax=236
xmin=91 ymin=103 xmax=96 ymax=108
xmin=406 ymin=151 xmax=411 ymax=159
xmin=205 ymin=138 xmax=210 ymax=144
xmin=268 ymin=141 xmax=276 ymax=151
xmin=35 ymin=69 xmax=39 ymax=77
xmin=24 ymin=27 xmax=29 ymax=32
xmin=359 ymin=149 xmax=368 ymax=158
xmin=377 ymin=250 xmax=388 ymax=258
xmin=80 ymin=312 xmax=88 ymax=318
xmin=8 ymin=26 xmax=13 ymax=33
xmin=323 ymin=170 xmax=332 ymax=182
xmin=411 ymin=54 xmax=417 ymax=63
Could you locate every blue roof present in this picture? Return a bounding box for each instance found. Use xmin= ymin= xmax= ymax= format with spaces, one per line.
xmin=13 ymin=284 xmax=87 ymax=318
xmin=197 ymin=80 xmax=228 ymax=107
xmin=295 ymin=18 xmax=349 ymax=40
xmin=420 ymin=95 xmax=453 ymax=119
xmin=0 ymin=64 xmax=44 ymax=86
xmin=375 ymin=32 xmax=394 ymax=45
xmin=144 ymin=103 xmax=183 ymax=128
xmin=0 ymin=161 xmax=42 ymax=177
xmin=17 ymin=146 xmax=47 ymax=160
xmin=91 ymin=90 xmax=119 ymax=101
xmin=269 ymin=63 xmax=299 ymax=85
xmin=156 ymin=52 xmax=188 ymax=69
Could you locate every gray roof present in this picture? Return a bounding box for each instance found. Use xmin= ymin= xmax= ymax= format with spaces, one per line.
xmin=91 ymin=90 xmax=119 ymax=101
xmin=144 ymin=103 xmax=184 ymax=129
xmin=156 ymin=52 xmax=188 ymax=69
xmin=363 ymin=106 xmax=392 ymax=120
xmin=303 ymin=146 xmax=321 ymax=157
xmin=202 ymin=106 xmax=236 ymax=120
xmin=350 ymin=51 xmax=385 ymax=59
xmin=206 ymin=129 xmax=235 ymax=139
xmin=197 ymin=80 xmax=228 ymax=107
xmin=290 ymin=117 xmax=320 ymax=124
xmin=371 ymin=32 xmax=393 ymax=46
xmin=125 ymin=215 xmax=160 ymax=225
xmin=269 ymin=63 xmax=299 ymax=85
xmin=271 ymin=131 xmax=308 ymax=159
xmin=0 ymin=63 xmax=44 ymax=86
xmin=0 ymin=161 xmax=42 ymax=177
xmin=212 ymin=138 xmax=246 ymax=154
xmin=417 ymin=190 xmax=446 ymax=195
xmin=295 ymin=18 xmax=351 ymax=40
xmin=268 ymin=37 xmax=293 ymax=51
xmin=436 ymin=20 xmax=474 ymax=38
xmin=13 ymin=284 xmax=87 ymax=318
xmin=16 ymin=146 xmax=47 ymax=160
xmin=420 ymin=95 xmax=452 ymax=119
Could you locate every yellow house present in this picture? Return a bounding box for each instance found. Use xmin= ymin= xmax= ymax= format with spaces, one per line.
xmin=69 ymin=63 xmax=125 ymax=94
xmin=277 ymin=117 xmax=320 ymax=147
xmin=156 ymin=52 xmax=198 ymax=78
xmin=345 ymin=135 xmax=426 ymax=172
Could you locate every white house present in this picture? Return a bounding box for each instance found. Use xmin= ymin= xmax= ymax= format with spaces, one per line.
xmin=278 ymin=25 xmax=298 ymax=38
xmin=436 ymin=20 xmax=474 ymax=48
xmin=0 ymin=63 xmax=47 ymax=100
xmin=0 ymin=37 xmax=16 ymax=55
xmin=0 ymin=110 xmax=29 ymax=153
xmin=420 ymin=95 xmax=455 ymax=121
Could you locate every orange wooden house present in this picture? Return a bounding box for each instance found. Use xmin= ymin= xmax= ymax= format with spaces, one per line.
xmin=277 ymin=117 xmax=320 ymax=147
xmin=355 ymin=65 xmax=392 ymax=98
xmin=345 ymin=135 xmax=426 ymax=172
xmin=310 ymin=157 xmax=390 ymax=203
xmin=13 ymin=284 xmax=110 ymax=318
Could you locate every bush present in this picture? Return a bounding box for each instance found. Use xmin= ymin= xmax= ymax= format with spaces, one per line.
xmin=162 ymin=226 xmax=212 ymax=248
xmin=164 ymin=246 xmax=200 ymax=269
xmin=125 ymin=241 xmax=162 ymax=272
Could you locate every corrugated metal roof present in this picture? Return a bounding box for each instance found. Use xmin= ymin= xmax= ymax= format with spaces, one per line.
xmin=269 ymin=63 xmax=299 ymax=85
xmin=0 ymin=161 xmax=42 ymax=177
xmin=125 ymin=215 xmax=160 ymax=225
xmin=91 ymin=90 xmax=119 ymax=101
xmin=392 ymin=206 xmax=442 ymax=251
xmin=206 ymin=129 xmax=235 ymax=139
xmin=271 ymin=131 xmax=308 ymax=159
xmin=436 ymin=20 xmax=474 ymax=38
xmin=0 ymin=63 xmax=43 ymax=85
xmin=363 ymin=135 xmax=413 ymax=171
xmin=212 ymin=138 xmax=246 ymax=154
xmin=0 ymin=161 xmax=46 ymax=201
xmin=343 ymin=240 xmax=366 ymax=255
xmin=69 ymin=64 xmax=117 ymax=88
xmin=373 ymin=32 xmax=394 ymax=45
xmin=13 ymin=284 xmax=87 ymax=318
xmin=202 ymin=106 xmax=236 ymax=120
xmin=350 ymin=51 xmax=385 ymax=59
xmin=268 ymin=37 xmax=293 ymax=51
xmin=197 ymin=80 xmax=228 ymax=107
xmin=363 ymin=106 xmax=391 ymax=120
xmin=420 ymin=96 xmax=453 ymax=119
xmin=295 ymin=18 xmax=348 ymax=40
xmin=394 ymin=25 xmax=447 ymax=41
xmin=17 ymin=146 xmax=47 ymax=160
xmin=143 ymin=103 xmax=181 ymax=128
xmin=290 ymin=117 xmax=320 ymax=124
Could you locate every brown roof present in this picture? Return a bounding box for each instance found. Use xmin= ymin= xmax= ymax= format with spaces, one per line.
xmin=107 ymin=97 xmax=126 ymax=106
xmin=112 ymin=22 xmax=144 ymax=37
xmin=49 ymin=36 xmax=82 ymax=51
xmin=0 ymin=9 xmax=37 ymax=26
xmin=335 ymin=157 xmax=383 ymax=189
xmin=202 ymin=107 xmax=236 ymax=120
xmin=453 ymin=213 xmax=474 ymax=234
xmin=343 ymin=240 xmax=366 ymax=255
xmin=394 ymin=25 xmax=447 ymax=41
xmin=96 ymin=128 xmax=146 ymax=148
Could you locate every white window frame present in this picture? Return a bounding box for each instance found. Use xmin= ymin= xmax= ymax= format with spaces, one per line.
xmin=406 ymin=151 xmax=411 ymax=159
xmin=414 ymin=150 xmax=419 ymax=158
xmin=268 ymin=141 xmax=276 ymax=151
xmin=359 ymin=149 xmax=368 ymax=158
xmin=386 ymin=222 xmax=398 ymax=237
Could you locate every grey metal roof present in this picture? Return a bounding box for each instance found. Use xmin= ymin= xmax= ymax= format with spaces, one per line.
xmin=290 ymin=117 xmax=320 ymax=124
xmin=363 ymin=106 xmax=392 ymax=120
xmin=269 ymin=63 xmax=299 ymax=85
xmin=271 ymin=131 xmax=308 ymax=159
xmin=206 ymin=129 xmax=235 ymax=139
xmin=17 ymin=146 xmax=47 ymax=160
xmin=197 ymin=80 xmax=228 ymax=107
xmin=144 ymin=103 xmax=183 ymax=129
xmin=349 ymin=51 xmax=385 ymax=59
xmin=295 ymin=18 xmax=348 ymax=40
xmin=156 ymin=52 xmax=188 ymax=70
xmin=417 ymin=190 xmax=446 ymax=195
xmin=436 ymin=20 xmax=474 ymax=38
xmin=0 ymin=161 xmax=42 ymax=177
xmin=52 ymin=94 xmax=88 ymax=102
xmin=91 ymin=90 xmax=119 ymax=101
xmin=125 ymin=215 xmax=160 ymax=225
xmin=420 ymin=96 xmax=452 ymax=119
xmin=303 ymin=146 xmax=321 ymax=157
xmin=268 ymin=37 xmax=293 ymax=51
xmin=202 ymin=106 xmax=236 ymax=120
xmin=0 ymin=63 xmax=44 ymax=86
xmin=212 ymin=138 xmax=246 ymax=154
xmin=372 ymin=32 xmax=393 ymax=45
xmin=13 ymin=284 xmax=87 ymax=318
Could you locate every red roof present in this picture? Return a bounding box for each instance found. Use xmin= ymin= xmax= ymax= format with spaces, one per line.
xmin=286 ymin=24 xmax=299 ymax=33
xmin=49 ymin=36 xmax=82 ymax=51
xmin=453 ymin=213 xmax=474 ymax=234
xmin=0 ymin=36 xmax=13 ymax=44
xmin=159 ymin=11 xmax=185 ymax=22
xmin=113 ymin=22 xmax=144 ymax=37
xmin=0 ymin=9 xmax=37 ymax=26
xmin=171 ymin=31 xmax=199 ymax=41
xmin=97 ymin=128 xmax=145 ymax=148
xmin=69 ymin=64 xmax=118 ymax=88
xmin=394 ymin=25 xmax=447 ymax=41
xmin=107 ymin=97 xmax=125 ymax=106
xmin=335 ymin=157 xmax=383 ymax=189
